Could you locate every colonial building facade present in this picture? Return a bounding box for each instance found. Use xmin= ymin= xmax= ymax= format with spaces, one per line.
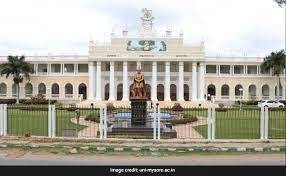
xmin=0 ymin=9 xmax=285 ymax=102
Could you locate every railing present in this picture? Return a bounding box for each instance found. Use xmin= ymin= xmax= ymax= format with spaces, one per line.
xmin=221 ymin=96 xmax=229 ymax=99
xmin=51 ymin=94 xmax=59 ymax=98
xmin=0 ymin=94 xmax=6 ymax=97
xmin=65 ymin=94 xmax=73 ymax=98
xmin=25 ymin=94 xmax=33 ymax=97
xmin=0 ymin=104 xmax=285 ymax=140
xmin=261 ymin=96 xmax=270 ymax=100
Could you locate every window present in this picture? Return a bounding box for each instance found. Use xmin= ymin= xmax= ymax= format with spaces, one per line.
xmin=104 ymin=62 xmax=110 ymax=71
xmin=220 ymin=65 xmax=230 ymax=74
xmin=247 ymin=65 xmax=257 ymax=74
xmin=38 ymin=64 xmax=47 ymax=73
xmin=206 ymin=65 xmax=216 ymax=73
xmin=51 ymin=64 xmax=61 ymax=73
xmin=184 ymin=63 xmax=190 ymax=72
xmin=234 ymin=65 xmax=244 ymax=74
xmin=78 ymin=64 xmax=88 ymax=73
xmin=64 ymin=64 xmax=74 ymax=73
xmin=170 ymin=62 xmax=178 ymax=72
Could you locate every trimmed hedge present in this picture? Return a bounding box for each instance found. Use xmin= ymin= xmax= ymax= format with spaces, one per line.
xmin=85 ymin=113 xmax=100 ymax=123
xmin=167 ymin=114 xmax=197 ymax=125
xmin=0 ymin=99 xmax=16 ymax=104
xmin=171 ymin=103 xmax=184 ymax=111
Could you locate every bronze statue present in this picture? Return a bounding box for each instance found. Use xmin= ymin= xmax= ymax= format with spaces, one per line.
xmin=130 ymin=68 xmax=147 ymax=98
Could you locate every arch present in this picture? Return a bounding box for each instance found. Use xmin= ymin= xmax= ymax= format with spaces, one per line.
xmin=145 ymin=84 xmax=151 ymax=100
xmin=12 ymin=83 xmax=17 ymax=97
xmin=184 ymin=84 xmax=189 ymax=101
xmin=104 ymin=83 xmax=110 ymax=100
xmin=0 ymin=83 xmax=7 ymax=96
xmin=207 ymin=84 xmax=216 ymax=96
xmin=25 ymin=83 xmax=33 ymax=97
xmin=78 ymin=83 xmax=87 ymax=100
xmin=262 ymin=84 xmax=270 ymax=98
xmin=235 ymin=84 xmax=243 ymax=96
xmin=51 ymin=83 xmax=59 ymax=95
xmin=248 ymin=84 xmax=256 ymax=99
xmin=157 ymin=84 xmax=164 ymax=101
xmin=117 ymin=83 xmax=123 ymax=100
xmin=38 ymin=83 xmax=46 ymax=95
xmin=221 ymin=84 xmax=229 ymax=96
xmin=170 ymin=84 xmax=177 ymax=101
xmin=65 ymin=83 xmax=73 ymax=95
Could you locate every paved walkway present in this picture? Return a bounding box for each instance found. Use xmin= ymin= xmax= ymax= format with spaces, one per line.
xmin=173 ymin=117 xmax=207 ymax=139
xmin=70 ymin=117 xmax=98 ymax=138
xmin=71 ymin=116 xmax=207 ymax=139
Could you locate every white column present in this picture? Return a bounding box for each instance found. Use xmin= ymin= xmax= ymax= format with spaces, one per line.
xmin=191 ymin=62 xmax=197 ymax=100
xmin=122 ymin=61 xmax=129 ymax=101
xmin=164 ymin=62 xmax=171 ymax=101
xmin=198 ymin=62 xmax=205 ymax=101
xmin=178 ymin=61 xmax=184 ymax=101
xmin=95 ymin=61 xmax=102 ymax=101
xmin=108 ymin=61 xmax=115 ymax=101
xmin=151 ymin=61 xmax=157 ymax=101
xmin=88 ymin=62 xmax=96 ymax=100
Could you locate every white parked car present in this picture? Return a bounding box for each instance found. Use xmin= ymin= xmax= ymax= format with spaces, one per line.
xmin=258 ymin=100 xmax=285 ymax=108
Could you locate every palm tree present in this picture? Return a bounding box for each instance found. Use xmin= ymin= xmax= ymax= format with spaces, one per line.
xmin=0 ymin=55 xmax=34 ymax=104
xmin=261 ymin=50 xmax=286 ymax=101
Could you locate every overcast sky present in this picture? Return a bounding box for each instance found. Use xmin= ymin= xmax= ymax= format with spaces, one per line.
xmin=0 ymin=0 xmax=285 ymax=56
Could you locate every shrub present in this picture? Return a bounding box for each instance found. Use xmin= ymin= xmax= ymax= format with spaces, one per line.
xmin=30 ymin=95 xmax=57 ymax=104
xmin=218 ymin=103 xmax=224 ymax=108
xmin=19 ymin=99 xmax=32 ymax=104
xmin=167 ymin=114 xmax=197 ymax=125
xmin=106 ymin=102 xmax=116 ymax=112
xmin=85 ymin=113 xmax=100 ymax=123
xmin=0 ymin=99 xmax=16 ymax=104
xmin=19 ymin=106 xmax=48 ymax=111
xmin=171 ymin=103 xmax=184 ymax=111
xmin=215 ymin=108 xmax=228 ymax=112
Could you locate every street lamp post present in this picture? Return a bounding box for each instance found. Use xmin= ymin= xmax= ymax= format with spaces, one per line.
xmin=239 ymin=88 xmax=243 ymax=111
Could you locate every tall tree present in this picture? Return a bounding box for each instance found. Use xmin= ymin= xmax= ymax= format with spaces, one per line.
xmin=274 ymin=0 xmax=286 ymax=7
xmin=261 ymin=50 xmax=286 ymax=101
xmin=0 ymin=55 xmax=34 ymax=104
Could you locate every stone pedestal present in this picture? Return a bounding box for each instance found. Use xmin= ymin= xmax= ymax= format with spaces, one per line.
xmin=130 ymin=98 xmax=147 ymax=126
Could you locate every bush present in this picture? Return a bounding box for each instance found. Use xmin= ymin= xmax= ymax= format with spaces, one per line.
xmin=30 ymin=94 xmax=57 ymax=104
xmin=19 ymin=99 xmax=32 ymax=104
xmin=0 ymin=99 xmax=16 ymax=104
xmin=215 ymin=108 xmax=228 ymax=112
xmin=18 ymin=106 xmax=48 ymax=111
xmin=167 ymin=114 xmax=197 ymax=125
xmin=106 ymin=102 xmax=116 ymax=112
xmin=84 ymin=113 xmax=100 ymax=123
xmin=171 ymin=103 xmax=184 ymax=111
xmin=218 ymin=103 xmax=224 ymax=108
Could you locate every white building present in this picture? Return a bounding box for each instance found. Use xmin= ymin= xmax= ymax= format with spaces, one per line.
xmin=0 ymin=9 xmax=285 ymax=103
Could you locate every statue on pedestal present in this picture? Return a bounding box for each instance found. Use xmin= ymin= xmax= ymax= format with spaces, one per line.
xmin=130 ymin=67 xmax=146 ymax=98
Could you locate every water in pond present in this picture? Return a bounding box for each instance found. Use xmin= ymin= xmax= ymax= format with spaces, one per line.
xmin=112 ymin=112 xmax=176 ymax=119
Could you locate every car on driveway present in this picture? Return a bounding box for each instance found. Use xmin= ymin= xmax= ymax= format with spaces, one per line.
xmin=258 ymin=100 xmax=285 ymax=108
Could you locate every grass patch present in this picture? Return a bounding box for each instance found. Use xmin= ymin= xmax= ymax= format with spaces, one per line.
xmin=194 ymin=109 xmax=286 ymax=139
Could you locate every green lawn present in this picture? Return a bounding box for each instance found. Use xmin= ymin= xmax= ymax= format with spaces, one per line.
xmin=193 ymin=109 xmax=286 ymax=139
xmin=7 ymin=106 xmax=98 ymax=137
xmin=6 ymin=106 xmax=286 ymax=139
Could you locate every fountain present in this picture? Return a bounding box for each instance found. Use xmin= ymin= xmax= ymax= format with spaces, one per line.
xmin=107 ymin=65 xmax=177 ymax=138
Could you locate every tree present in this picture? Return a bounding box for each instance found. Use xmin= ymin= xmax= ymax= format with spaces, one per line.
xmin=0 ymin=55 xmax=34 ymax=104
xmin=274 ymin=0 xmax=286 ymax=7
xmin=261 ymin=50 xmax=286 ymax=101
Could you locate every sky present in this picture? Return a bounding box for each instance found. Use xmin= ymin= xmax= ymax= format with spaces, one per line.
xmin=0 ymin=0 xmax=285 ymax=57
